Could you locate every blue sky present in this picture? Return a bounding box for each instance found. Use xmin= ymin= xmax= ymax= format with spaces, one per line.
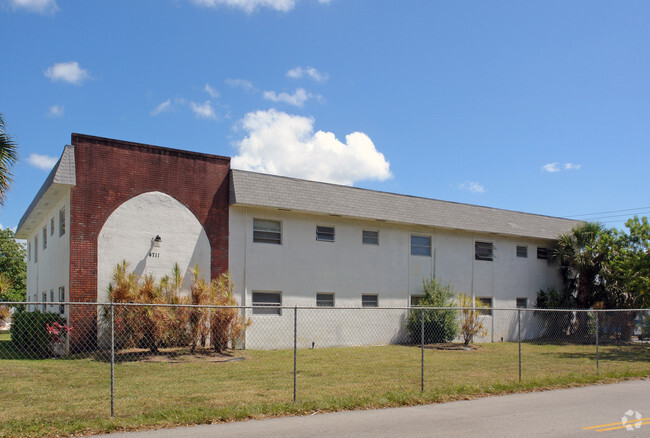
xmin=1 ymin=0 xmax=649 ymax=232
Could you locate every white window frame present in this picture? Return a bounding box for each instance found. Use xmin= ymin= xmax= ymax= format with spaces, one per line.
xmin=50 ymin=217 xmax=55 ymax=236
xmin=34 ymin=236 xmax=38 ymax=263
xmin=362 ymin=230 xmax=379 ymax=245
xmin=316 ymin=293 xmax=335 ymax=307
xmin=316 ymin=225 xmax=335 ymax=242
xmin=59 ymin=207 xmax=66 ymax=237
xmin=477 ymin=297 xmax=493 ymax=316
xmin=252 ymin=291 xmax=282 ymax=315
xmin=41 ymin=291 xmax=47 ymax=313
xmin=42 ymin=227 xmax=47 ymax=250
xmin=58 ymin=286 xmax=65 ymax=315
xmin=27 ymin=241 xmax=31 ymax=262
xmin=475 ymin=241 xmax=494 ymax=261
xmin=253 ymin=218 xmax=282 ymax=245
xmin=516 ymin=245 xmax=528 ymax=258
xmin=410 ymin=295 xmax=425 ymax=307
xmin=362 ymin=294 xmax=378 ymax=308
xmin=410 ymin=235 xmax=431 ymax=256
xmin=516 ymin=297 xmax=528 ymax=308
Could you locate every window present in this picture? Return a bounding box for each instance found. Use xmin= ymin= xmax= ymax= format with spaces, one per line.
xmin=50 ymin=289 xmax=54 ymax=302
xmin=475 ymin=241 xmax=494 ymax=261
xmin=362 ymin=294 xmax=378 ymax=307
xmin=42 ymin=227 xmax=47 ymax=250
xmin=253 ymin=219 xmax=281 ymax=244
xmin=410 ymin=295 xmax=425 ymax=306
xmin=410 ymin=235 xmax=431 ymax=256
xmin=516 ymin=297 xmax=528 ymax=308
xmin=42 ymin=292 xmax=47 ymax=313
xmin=58 ymin=287 xmax=65 ymax=314
xmin=316 ymin=293 xmax=334 ymax=307
xmin=362 ymin=230 xmax=379 ymax=245
xmin=477 ymin=297 xmax=492 ymax=316
xmin=516 ymin=245 xmax=528 ymax=258
xmin=316 ymin=226 xmax=335 ymax=242
xmin=34 ymin=237 xmax=38 ymax=263
xmin=252 ymin=292 xmax=282 ymax=315
xmin=50 ymin=218 xmax=55 ymax=236
xmin=59 ymin=208 xmax=66 ymax=236
xmin=27 ymin=242 xmax=31 ymax=262
xmin=537 ymin=247 xmax=549 ymax=260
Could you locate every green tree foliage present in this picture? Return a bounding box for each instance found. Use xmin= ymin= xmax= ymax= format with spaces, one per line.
xmin=0 ymin=113 xmax=18 ymax=206
xmin=537 ymin=218 xmax=650 ymax=340
xmin=406 ymin=277 xmax=458 ymax=344
xmin=0 ymin=228 xmax=26 ymax=302
xmin=599 ymin=216 xmax=650 ymax=309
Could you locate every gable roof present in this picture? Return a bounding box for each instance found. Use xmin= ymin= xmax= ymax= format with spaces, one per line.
xmin=230 ymin=169 xmax=581 ymax=240
xmin=15 ymin=145 xmax=76 ymax=238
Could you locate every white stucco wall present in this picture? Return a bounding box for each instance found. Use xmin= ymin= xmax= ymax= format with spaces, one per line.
xmin=97 ymin=191 xmax=211 ymax=302
xmin=229 ymin=206 xmax=564 ymax=349
xmin=25 ymin=193 xmax=70 ymax=316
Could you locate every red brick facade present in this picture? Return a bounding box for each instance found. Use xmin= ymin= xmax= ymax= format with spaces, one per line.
xmin=68 ymin=134 xmax=230 ymax=347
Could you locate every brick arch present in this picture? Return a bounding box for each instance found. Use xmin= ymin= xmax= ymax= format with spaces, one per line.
xmin=69 ymin=134 xmax=230 ymax=304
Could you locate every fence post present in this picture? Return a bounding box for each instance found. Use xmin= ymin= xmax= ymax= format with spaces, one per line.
xmin=110 ymin=302 xmax=115 ymax=417
xmin=491 ymin=309 xmax=494 ymax=343
xmin=421 ymin=308 xmax=424 ymax=392
xmin=293 ymin=306 xmax=297 ymax=403
xmin=517 ymin=309 xmax=521 ymax=382
xmin=595 ymin=311 xmax=599 ymax=375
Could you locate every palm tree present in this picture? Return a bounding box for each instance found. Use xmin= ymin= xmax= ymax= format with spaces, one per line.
xmin=554 ymin=222 xmax=608 ymax=309
xmin=0 ymin=114 xmax=18 ymax=206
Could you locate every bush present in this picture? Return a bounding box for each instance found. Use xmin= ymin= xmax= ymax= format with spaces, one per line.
xmin=458 ymin=293 xmax=489 ymax=345
xmin=10 ymin=310 xmax=65 ymax=357
xmin=406 ymin=278 xmax=458 ymax=344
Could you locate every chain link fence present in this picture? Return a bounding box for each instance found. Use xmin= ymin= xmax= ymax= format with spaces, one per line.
xmin=0 ymin=301 xmax=648 ymax=426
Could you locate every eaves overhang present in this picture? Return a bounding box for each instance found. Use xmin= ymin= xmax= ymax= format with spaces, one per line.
xmin=15 ymin=145 xmax=76 ymax=239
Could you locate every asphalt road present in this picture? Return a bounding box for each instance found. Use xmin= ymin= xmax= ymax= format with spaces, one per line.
xmin=98 ymin=380 xmax=650 ymax=437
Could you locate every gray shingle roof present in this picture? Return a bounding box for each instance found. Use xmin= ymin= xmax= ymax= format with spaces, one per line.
xmin=230 ymin=170 xmax=581 ymax=240
xmin=16 ymin=145 xmax=76 ymax=238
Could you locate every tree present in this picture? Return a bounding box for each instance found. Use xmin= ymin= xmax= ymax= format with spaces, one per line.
xmin=0 ymin=228 xmax=26 ymax=302
xmin=406 ymin=277 xmax=458 ymax=344
xmin=600 ymin=216 xmax=650 ymax=309
xmin=553 ymin=222 xmax=609 ymax=309
xmin=0 ymin=113 xmax=18 ymax=206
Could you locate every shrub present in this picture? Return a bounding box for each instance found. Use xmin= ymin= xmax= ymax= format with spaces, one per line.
xmin=10 ymin=310 xmax=65 ymax=357
xmin=406 ymin=278 xmax=458 ymax=344
xmin=458 ymin=293 xmax=488 ymax=346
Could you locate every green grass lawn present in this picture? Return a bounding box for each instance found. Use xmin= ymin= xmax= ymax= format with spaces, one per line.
xmin=0 ymin=331 xmax=648 ymax=437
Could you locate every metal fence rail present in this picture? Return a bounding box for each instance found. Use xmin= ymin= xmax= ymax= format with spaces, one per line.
xmin=0 ymin=301 xmax=648 ymax=422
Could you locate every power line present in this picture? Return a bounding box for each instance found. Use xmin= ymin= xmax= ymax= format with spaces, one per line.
xmin=566 ymin=206 xmax=650 ymax=219
xmin=573 ymin=211 xmax=650 ymax=222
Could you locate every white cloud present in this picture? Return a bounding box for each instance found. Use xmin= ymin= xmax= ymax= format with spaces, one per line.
xmin=204 ymin=84 xmax=220 ymax=99
xmin=7 ymin=0 xmax=58 ymax=14
xmin=542 ymin=162 xmax=560 ymax=173
xmin=232 ymin=109 xmax=391 ymax=185
xmin=190 ymin=0 xmax=296 ymax=13
xmin=263 ymin=88 xmax=314 ymax=107
xmin=26 ymin=153 xmax=58 ymax=170
xmin=542 ymin=162 xmax=582 ymax=173
xmin=190 ymin=100 xmax=218 ymax=120
xmin=456 ymin=181 xmax=486 ymax=194
xmin=47 ymin=104 xmax=64 ymax=117
xmin=151 ymin=99 xmax=172 ymax=116
xmin=225 ymin=78 xmax=255 ymax=92
xmin=44 ymin=61 xmax=89 ymax=85
xmin=286 ymin=66 xmax=328 ymax=82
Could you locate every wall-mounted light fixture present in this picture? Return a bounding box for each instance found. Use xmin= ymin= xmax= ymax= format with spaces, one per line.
xmin=152 ymin=235 xmax=162 ymax=248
